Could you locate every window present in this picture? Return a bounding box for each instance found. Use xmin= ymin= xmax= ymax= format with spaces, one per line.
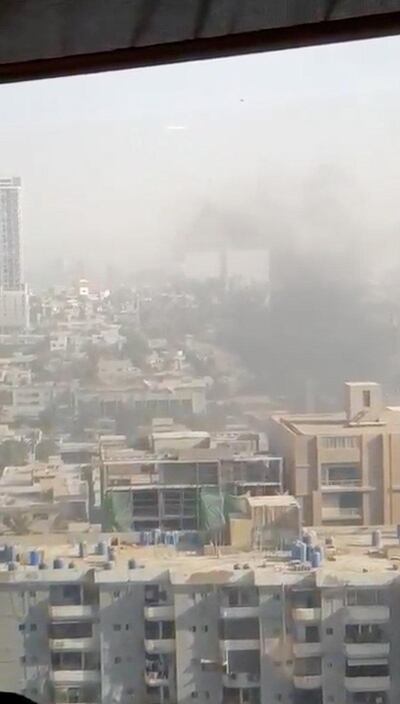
xmin=113 ymin=624 xmax=121 ymax=631
xmin=125 ymin=624 xmax=130 ymax=630
xmin=326 ymin=628 xmax=334 ymax=635
xmin=113 ymin=591 xmax=120 ymax=598
xmin=30 ymin=624 xmax=37 ymax=632
xmin=203 ymin=625 xmax=208 ymax=633
xmin=29 ymin=591 xmax=36 ymax=598
xmin=191 ymin=626 xmax=197 ymax=632
xmin=363 ymin=390 xmax=371 ymax=407
xmin=191 ymin=694 xmax=198 ymax=699
xmin=347 ymin=589 xmax=384 ymax=606
xmin=18 ymin=624 xmax=25 ymax=631
xmin=114 ymin=656 xmax=121 ymax=664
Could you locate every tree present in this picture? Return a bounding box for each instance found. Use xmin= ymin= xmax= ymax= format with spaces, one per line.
xmin=35 ymin=438 xmax=58 ymax=462
xmin=121 ymin=328 xmax=149 ymax=367
xmin=0 ymin=440 xmax=28 ymax=471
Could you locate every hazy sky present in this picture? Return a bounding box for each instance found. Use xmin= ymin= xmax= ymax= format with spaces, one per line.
xmin=1 ymin=35 xmax=400 ymax=283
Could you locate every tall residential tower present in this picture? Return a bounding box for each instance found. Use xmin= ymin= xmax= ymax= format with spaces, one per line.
xmin=0 ymin=176 xmax=22 ymax=289
xmin=0 ymin=177 xmax=28 ymax=331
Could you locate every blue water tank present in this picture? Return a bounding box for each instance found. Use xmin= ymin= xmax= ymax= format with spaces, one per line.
xmin=306 ymin=545 xmax=313 ymax=562
xmin=8 ymin=545 xmax=17 ymax=562
xmin=314 ymin=545 xmax=324 ymax=560
xmin=291 ymin=541 xmax=300 ymax=560
xmin=302 ymin=532 xmax=312 ymax=545
xmin=29 ymin=550 xmax=40 ymax=567
xmin=298 ymin=541 xmax=307 ymax=563
xmin=311 ymin=550 xmax=321 ymax=568
xmin=53 ymin=558 xmax=64 ymax=569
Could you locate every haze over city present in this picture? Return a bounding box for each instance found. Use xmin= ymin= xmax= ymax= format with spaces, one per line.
xmin=1 ymin=35 xmax=400 ymax=285
xmin=1 ymin=20 xmax=400 ymax=704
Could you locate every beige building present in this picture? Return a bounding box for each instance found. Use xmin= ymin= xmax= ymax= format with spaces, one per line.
xmin=269 ymin=382 xmax=400 ymax=526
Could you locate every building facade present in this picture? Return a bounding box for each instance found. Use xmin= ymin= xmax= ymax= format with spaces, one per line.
xmin=0 ymin=537 xmax=397 ymax=704
xmin=269 ymin=382 xmax=400 ymax=526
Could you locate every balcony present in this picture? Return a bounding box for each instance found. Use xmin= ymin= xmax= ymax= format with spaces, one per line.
xmin=49 ymin=605 xmax=97 ymax=621
xmin=345 ymin=676 xmax=390 ymax=692
xmin=293 ymin=675 xmax=322 ymax=689
xmin=345 ymin=607 xmax=390 ymax=624
xmin=50 ymin=671 xmax=101 ymax=685
xmin=220 ymin=606 xmax=260 ymax=619
xmin=321 ymin=507 xmax=362 ymax=521
xmin=222 ymin=673 xmax=260 ymax=688
xmin=144 ymin=639 xmax=176 ymax=654
xmin=293 ymin=642 xmax=322 ymax=657
xmin=144 ymin=605 xmax=174 ymax=621
xmin=220 ymin=639 xmax=260 ymax=651
xmin=144 ymin=671 xmax=169 ymax=687
xmin=292 ymin=608 xmax=321 ymax=622
xmin=321 ymin=479 xmax=364 ymax=491
xmin=49 ymin=637 xmax=97 ymax=651
xmin=345 ymin=642 xmax=390 ymax=658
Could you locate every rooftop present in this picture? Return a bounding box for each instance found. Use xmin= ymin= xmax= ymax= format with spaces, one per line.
xmin=0 ymin=525 xmax=399 ymax=585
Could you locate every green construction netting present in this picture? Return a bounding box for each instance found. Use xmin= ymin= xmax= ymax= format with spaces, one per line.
xmin=200 ymin=487 xmax=225 ymax=531
xmin=104 ymin=491 xmax=132 ymax=531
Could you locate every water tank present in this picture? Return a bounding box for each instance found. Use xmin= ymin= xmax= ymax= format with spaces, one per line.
xmin=103 ymin=561 xmax=114 ymax=570
xmin=302 ymin=532 xmax=312 ymax=545
xmin=53 ymin=558 xmax=64 ymax=569
xmin=29 ymin=550 xmax=40 ymax=567
xmin=291 ymin=542 xmax=300 ymax=560
xmin=78 ymin=542 xmax=87 ymax=558
xmin=8 ymin=562 xmax=16 ymax=571
xmin=128 ymin=558 xmax=136 ymax=570
xmin=311 ymin=550 xmax=321 ymax=568
xmin=39 ymin=563 xmax=47 ymax=570
xmin=108 ymin=546 xmax=116 ymax=561
xmin=372 ymin=530 xmax=382 ymax=549
xmin=97 ymin=540 xmax=108 ymax=556
xmin=298 ymin=541 xmax=307 ymax=563
xmin=8 ymin=545 xmax=17 ymax=562
xmin=306 ymin=545 xmax=313 ymax=562
xmin=314 ymin=545 xmax=324 ymax=560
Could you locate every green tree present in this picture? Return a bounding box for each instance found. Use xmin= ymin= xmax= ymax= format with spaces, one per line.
xmin=0 ymin=440 xmax=28 ymax=471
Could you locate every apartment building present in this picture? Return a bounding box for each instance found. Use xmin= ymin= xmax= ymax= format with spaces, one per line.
xmin=0 ymin=529 xmax=397 ymax=704
xmin=75 ymin=379 xmax=207 ymax=419
xmin=269 ymin=382 xmax=400 ymax=526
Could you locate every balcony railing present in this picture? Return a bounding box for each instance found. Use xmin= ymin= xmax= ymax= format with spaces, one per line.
xmin=321 ymin=507 xmax=362 ymax=519
xmin=222 ymin=672 xmax=260 ymax=688
xmin=345 ymin=676 xmax=390 ymax=692
xmin=344 ymin=642 xmax=390 ymax=658
xmin=293 ymin=675 xmax=322 ymax=689
xmin=322 ymin=478 xmax=361 ymax=486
